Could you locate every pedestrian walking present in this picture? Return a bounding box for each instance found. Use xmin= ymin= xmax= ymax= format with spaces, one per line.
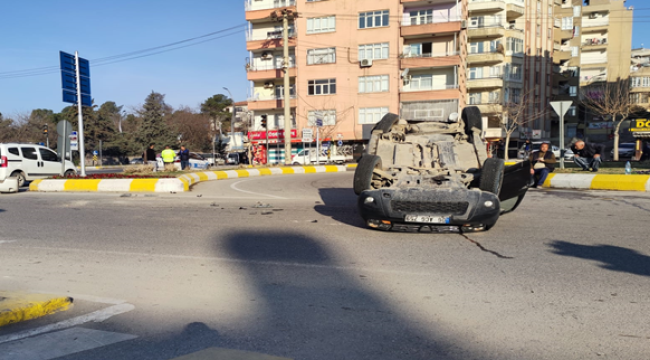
xmin=145 ymin=143 xmax=157 ymax=172
xmin=571 ymin=140 xmax=605 ymax=172
xmin=179 ymin=145 xmax=190 ymax=170
xmin=529 ymin=142 xmax=556 ymax=188
xmin=161 ymin=145 xmax=176 ymax=172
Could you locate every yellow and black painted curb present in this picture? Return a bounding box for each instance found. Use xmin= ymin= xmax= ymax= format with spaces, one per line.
xmin=30 ymin=165 xmax=352 ymax=193
xmin=0 ymin=292 xmax=73 ymax=327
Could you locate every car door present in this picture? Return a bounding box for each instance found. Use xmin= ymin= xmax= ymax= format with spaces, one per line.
xmin=39 ymin=148 xmax=63 ymax=177
xmin=19 ymin=146 xmax=42 ymax=179
xmin=499 ymin=160 xmax=531 ymax=214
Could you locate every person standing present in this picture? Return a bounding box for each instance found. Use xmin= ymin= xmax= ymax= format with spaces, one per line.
xmin=161 ymin=145 xmax=176 ymax=172
xmin=529 ymin=142 xmax=556 ymax=188
xmin=179 ymin=145 xmax=190 ymax=170
xmin=145 ymin=143 xmax=157 ymax=172
xmin=571 ymin=140 xmax=605 ymax=172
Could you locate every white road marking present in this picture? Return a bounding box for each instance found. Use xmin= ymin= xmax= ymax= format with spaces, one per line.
xmin=0 ymin=240 xmax=17 ymax=244
xmin=229 ymin=179 xmax=288 ymax=199
xmin=0 ymin=327 xmax=137 ymax=360
xmin=0 ymin=303 xmax=135 ymax=345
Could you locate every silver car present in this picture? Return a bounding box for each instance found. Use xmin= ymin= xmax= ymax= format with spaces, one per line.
xmin=610 ymin=143 xmax=636 ymax=158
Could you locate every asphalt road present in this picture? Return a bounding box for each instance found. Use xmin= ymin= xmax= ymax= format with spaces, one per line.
xmin=0 ymin=173 xmax=649 ymax=360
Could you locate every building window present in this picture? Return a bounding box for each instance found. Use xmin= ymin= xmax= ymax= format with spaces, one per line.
xmin=568 ymin=106 xmax=577 ymax=116
xmin=505 ymin=64 xmax=522 ymax=81
xmin=569 ymin=86 xmax=577 ymax=96
xmin=359 ymin=107 xmax=389 ymax=124
xmin=308 ymin=110 xmax=336 ymax=126
xmin=307 ymin=16 xmax=336 ymax=34
xmin=469 ymin=67 xmax=483 ymax=80
xmin=307 ymin=48 xmax=336 ymax=65
xmin=571 ymin=46 xmax=579 ymax=57
xmin=506 ymin=38 xmax=523 ymax=55
xmin=409 ymin=9 xmax=433 ymax=26
xmin=275 ymin=84 xmax=295 ymax=99
xmin=561 ymin=17 xmax=573 ymax=30
xmin=469 ymin=15 xmax=501 ymax=28
xmin=573 ymin=6 xmax=581 ymax=17
xmin=308 ymin=79 xmax=336 ymax=95
xmin=359 ymin=10 xmax=389 ymax=29
xmin=574 ymin=26 xmax=580 ymax=36
xmin=359 ymin=42 xmax=389 ymax=60
xmin=468 ymin=93 xmax=481 ymax=105
xmin=488 ymin=91 xmax=500 ymax=104
xmin=469 ymin=42 xmax=484 ymax=54
xmin=359 ymin=75 xmax=389 ymax=93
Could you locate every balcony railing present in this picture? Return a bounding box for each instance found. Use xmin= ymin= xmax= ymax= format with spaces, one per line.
xmin=245 ymin=0 xmax=295 ymax=11
xmin=582 ymin=17 xmax=609 ymax=28
xmin=246 ymin=28 xmax=296 ymax=42
xmin=469 ymin=18 xmax=504 ymax=29
xmin=468 ymin=49 xmax=503 ymax=55
xmin=402 ymin=50 xmax=459 ymax=58
xmin=247 ymin=61 xmax=295 ymax=72
xmin=583 ymin=38 xmax=608 ymax=46
xmin=248 ymin=94 xmax=297 ymax=102
xmin=402 ymin=84 xmax=459 ymax=92
xmin=469 ymin=74 xmax=504 ymax=80
xmin=469 ymin=0 xmax=524 ymax=4
xmin=581 ymin=57 xmax=608 ymax=65
xmin=402 ymin=14 xmax=461 ymax=27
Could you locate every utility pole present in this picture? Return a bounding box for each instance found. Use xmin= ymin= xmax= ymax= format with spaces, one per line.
xmin=281 ymin=8 xmax=293 ymax=165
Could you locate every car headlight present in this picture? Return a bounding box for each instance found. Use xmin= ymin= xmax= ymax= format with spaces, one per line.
xmin=364 ymin=197 xmax=375 ymax=204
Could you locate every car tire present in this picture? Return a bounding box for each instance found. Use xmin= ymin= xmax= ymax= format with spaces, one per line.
xmin=372 ymin=113 xmax=400 ymax=133
xmin=64 ymin=170 xmax=75 ymax=177
xmin=354 ymin=154 xmax=382 ymax=195
xmin=479 ymin=158 xmax=505 ymax=195
xmin=11 ymin=171 xmax=25 ymax=187
xmin=462 ymin=106 xmax=483 ymax=135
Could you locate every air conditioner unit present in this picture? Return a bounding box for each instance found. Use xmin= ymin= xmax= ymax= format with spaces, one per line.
xmin=360 ymin=59 xmax=373 ymax=67
xmin=460 ymin=19 xmax=468 ymax=29
xmin=264 ymin=82 xmax=274 ymax=88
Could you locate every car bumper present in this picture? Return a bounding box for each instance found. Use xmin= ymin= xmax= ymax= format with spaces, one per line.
xmin=357 ymin=188 xmax=500 ymax=232
xmin=0 ymin=177 xmax=19 ymax=193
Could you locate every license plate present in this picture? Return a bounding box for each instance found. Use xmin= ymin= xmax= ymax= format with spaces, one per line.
xmin=404 ymin=215 xmax=450 ymax=224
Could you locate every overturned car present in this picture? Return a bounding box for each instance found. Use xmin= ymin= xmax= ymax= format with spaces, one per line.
xmin=354 ymin=107 xmax=530 ymax=233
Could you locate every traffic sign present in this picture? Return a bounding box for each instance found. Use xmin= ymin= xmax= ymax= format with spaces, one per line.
xmin=60 ymin=51 xmax=92 ymax=107
xmin=93 ymin=150 xmax=98 ymax=156
xmin=302 ymin=129 xmax=313 ymax=142
xmin=316 ymin=118 xmax=323 ymax=127
xmin=337 ymin=140 xmax=343 ymax=146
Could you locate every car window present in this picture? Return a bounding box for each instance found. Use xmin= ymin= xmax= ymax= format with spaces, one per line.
xmin=190 ymin=153 xmax=203 ymax=160
xmin=39 ymin=148 xmax=59 ymax=162
xmin=8 ymin=148 xmax=19 ymax=156
xmin=21 ymin=147 xmax=38 ymax=160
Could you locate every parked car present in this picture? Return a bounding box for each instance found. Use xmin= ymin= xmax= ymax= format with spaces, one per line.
xmin=156 ymin=151 xmax=210 ymax=170
xmin=611 ymin=143 xmax=636 ymax=158
xmin=130 ymin=158 xmax=144 ymax=164
xmin=226 ymin=152 xmax=249 ymax=165
xmin=354 ymin=108 xmax=530 ymax=232
xmin=292 ymin=149 xmax=350 ymax=165
xmin=0 ymin=143 xmax=76 ymax=187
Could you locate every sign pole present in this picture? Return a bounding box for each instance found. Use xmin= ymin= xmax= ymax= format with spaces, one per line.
xmin=61 ymin=121 xmax=67 ymax=176
xmin=316 ymin=126 xmax=320 ymax=165
xmin=75 ymin=51 xmax=86 ymax=177
xmin=550 ymin=101 xmax=573 ymax=170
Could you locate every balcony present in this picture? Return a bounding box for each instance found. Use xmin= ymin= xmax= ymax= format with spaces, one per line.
xmin=247 ymin=94 xmax=297 ymax=111
xmin=246 ymin=29 xmax=296 ymax=51
xmin=247 ymin=62 xmax=296 ymax=81
xmin=467 ymin=75 xmax=504 ymax=89
xmin=506 ymin=1 xmax=525 ymax=19
xmin=468 ymin=0 xmax=506 ymax=12
xmin=581 ymin=56 xmax=608 ymax=67
xmin=400 ymin=87 xmax=460 ymax=103
xmin=506 ymin=27 xmax=524 ymax=39
xmin=468 ymin=25 xmax=505 ymax=39
xmin=582 ymin=17 xmax=609 ymax=31
xmin=485 ymin=127 xmax=505 ymax=138
xmin=467 ymin=51 xmax=505 ymax=64
xmin=554 ymin=28 xmax=574 ymax=41
xmin=245 ymin=0 xmax=296 ymax=21
xmin=582 ymin=38 xmax=608 ymax=50
xmin=472 ymin=103 xmax=503 ymax=114
xmin=400 ymin=52 xmax=461 ymax=69
xmin=401 ymin=17 xmax=461 ymax=38
xmin=553 ymin=49 xmax=572 ymax=62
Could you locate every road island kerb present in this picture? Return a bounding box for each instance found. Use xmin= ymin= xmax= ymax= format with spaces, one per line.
xmin=0 ymin=292 xmax=73 ymax=328
xmin=29 ymin=165 xmax=351 ymax=193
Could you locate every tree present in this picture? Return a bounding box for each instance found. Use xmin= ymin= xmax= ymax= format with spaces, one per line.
xmin=200 ymin=94 xmax=232 ymax=135
xmin=580 ymin=78 xmax=633 ymax=161
xmin=170 ymin=107 xmax=212 ymax=152
xmin=135 ymin=92 xmax=176 ymax=151
xmin=493 ymin=88 xmax=550 ymax=161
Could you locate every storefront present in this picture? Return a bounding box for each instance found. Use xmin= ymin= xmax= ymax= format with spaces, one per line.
xmin=629 ymin=118 xmax=650 ymax=160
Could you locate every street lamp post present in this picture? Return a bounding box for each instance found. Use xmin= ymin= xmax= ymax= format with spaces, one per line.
xmin=223 ymin=87 xmax=235 ymax=136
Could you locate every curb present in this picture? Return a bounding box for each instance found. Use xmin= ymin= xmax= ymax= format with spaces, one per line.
xmin=543 ymin=174 xmax=650 ymax=191
xmin=30 ymin=165 xmax=350 ymax=193
xmin=0 ymin=292 xmax=73 ymax=327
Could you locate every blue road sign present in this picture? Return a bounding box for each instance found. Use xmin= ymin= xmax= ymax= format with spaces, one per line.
xmin=93 ymin=150 xmax=98 ymax=156
xmin=60 ymin=51 xmax=92 ymax=106
xmin=337 ymin=140 xmax=343 ymax=146
xmin=316 ymin=119 xmax=323 ymax=127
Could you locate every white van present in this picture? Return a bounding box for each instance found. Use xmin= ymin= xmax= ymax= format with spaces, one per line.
xmin=0 ymin=143 xmax=76 ymax=187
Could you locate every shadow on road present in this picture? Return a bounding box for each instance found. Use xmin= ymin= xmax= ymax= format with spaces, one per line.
xmin=549 ymin=240 xmax=650 ymax=277
xmin=314 ymin=188 xmax=366 ymax=228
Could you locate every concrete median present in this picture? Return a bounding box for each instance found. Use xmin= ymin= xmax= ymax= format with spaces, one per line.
xmin=542 ymin=174 xmax=650 ymax=191
xmin=0 ymin=292 xmax=73 ymax=327
xmin=30 ymin=165 xmax=349 ymax=193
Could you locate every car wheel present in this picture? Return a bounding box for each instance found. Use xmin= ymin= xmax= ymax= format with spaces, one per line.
xmin=11 ymin=171 xmax=25 ymax=187
xmin=353 ymin=155 xmax=382 ymax=195
xmin=64 ymin=170 xmax=75 ymax=177
xmin=479 ymin=158 xmax=505 ymax=195
xmin=462 ymin=106 xmax=483 ymax=135
xmin=372 ymin=113 xmax=400 ymax=133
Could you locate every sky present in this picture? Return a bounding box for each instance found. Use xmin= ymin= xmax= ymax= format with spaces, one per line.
xmin=0 ymin=0 xmax=647 ymax=116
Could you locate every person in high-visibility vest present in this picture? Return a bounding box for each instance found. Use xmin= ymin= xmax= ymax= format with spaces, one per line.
xmin=161 ymin=145 xmax=176 ymax=172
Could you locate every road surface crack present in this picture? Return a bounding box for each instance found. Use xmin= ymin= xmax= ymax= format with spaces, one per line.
xmin=459 ymin=234 xmax=513 ymax=259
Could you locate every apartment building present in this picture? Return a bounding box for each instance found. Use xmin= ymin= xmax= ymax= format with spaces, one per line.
xmin=630 ymin=48 xmax=650 ymax=110
xmin=551 ymin=0 xmax=633 ymax=142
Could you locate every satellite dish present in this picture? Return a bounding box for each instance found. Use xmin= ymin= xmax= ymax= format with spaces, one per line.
xmin=448 ymin=112 xmax=459 ymax=123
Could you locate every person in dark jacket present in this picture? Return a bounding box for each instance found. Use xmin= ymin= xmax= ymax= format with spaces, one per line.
xmin=529 ymin=142 xmax=556 ymax=188
xmin=145 ymin=143 xmax=157 ymax=172
xmin=571 ymin=140 xmax=605 ymax=172
xmin=179 ymin=145 xmax=190 ymax=170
